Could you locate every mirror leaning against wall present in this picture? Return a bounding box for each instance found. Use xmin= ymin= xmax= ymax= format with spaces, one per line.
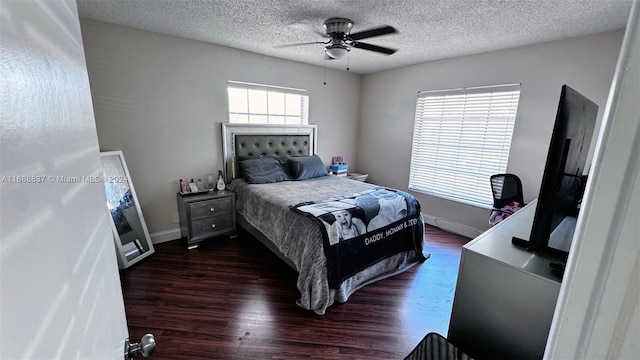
xmin=100 ymin=151 xmax=154 ymax=269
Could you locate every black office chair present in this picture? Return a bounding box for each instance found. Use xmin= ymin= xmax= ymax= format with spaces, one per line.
xmin=404 ymin=332 xmax=474 ymax=360
xmin=489 ymin=174 xmax=525 ymax=226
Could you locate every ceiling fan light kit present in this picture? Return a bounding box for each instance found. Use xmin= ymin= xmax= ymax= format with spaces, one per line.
xmin=325 ymin=43 xmax=350 ymax=59
xmin=280 ymin=17 xmax=398 ymax=62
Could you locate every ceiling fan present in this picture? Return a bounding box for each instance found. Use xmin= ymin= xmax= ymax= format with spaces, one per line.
xmin=279 ymin=18 xmax=398 ymax=59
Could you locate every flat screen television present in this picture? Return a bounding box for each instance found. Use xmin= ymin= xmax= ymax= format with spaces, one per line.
xmin=513 ymin=85 xmax=598 ymax=258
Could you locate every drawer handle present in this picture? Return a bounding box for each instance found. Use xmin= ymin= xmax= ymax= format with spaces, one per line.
xmin=211 ymin=224 xmax=216 ymax=228
xmin=210 ymin=207 xmax=215 ymax=212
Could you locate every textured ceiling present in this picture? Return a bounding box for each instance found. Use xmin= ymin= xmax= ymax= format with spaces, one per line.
xmin=76 ymin=0 xmax=633 ymax=75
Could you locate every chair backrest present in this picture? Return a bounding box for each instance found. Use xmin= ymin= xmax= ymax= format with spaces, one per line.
xmin=490 ymin=174 xmax=524 ymax=209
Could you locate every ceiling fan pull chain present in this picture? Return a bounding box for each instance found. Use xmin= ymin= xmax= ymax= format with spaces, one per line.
xmin=323 ymin=57 xmax=327 ymax=85
xmin=347 ymin=52 xmax=350 ymax=71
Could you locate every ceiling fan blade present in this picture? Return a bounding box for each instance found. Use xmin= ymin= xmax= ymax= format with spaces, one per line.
xmin=352 ymin=42 xmax=397 ymax=55
xmin=288 ymin=22 xmax=327 ymax=38
xmin=274 ymin=41 xmax=326 ymax=49
xmin=348 ymin=25 xmax=397 ymax=40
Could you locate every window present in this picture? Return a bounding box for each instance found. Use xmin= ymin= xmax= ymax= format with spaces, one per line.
xmin=409 ymin=83 xmax=521 ymax=207
xmin=227 ymin=81 xmax=309 ymax=125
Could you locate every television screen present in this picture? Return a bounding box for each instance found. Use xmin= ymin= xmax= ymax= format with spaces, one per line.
xmin=513 ymin=85 xmax=598 ymax=257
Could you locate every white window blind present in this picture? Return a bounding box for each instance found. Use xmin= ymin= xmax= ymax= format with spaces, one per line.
xmin=227 ymin=81 xmax=309 ymax=125
xmin=409 ymin=84 xmax=521 ymax=207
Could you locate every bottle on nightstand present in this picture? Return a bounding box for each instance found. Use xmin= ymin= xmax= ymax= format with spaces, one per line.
xmin=216 ymin=170 xmax=225 ymax=191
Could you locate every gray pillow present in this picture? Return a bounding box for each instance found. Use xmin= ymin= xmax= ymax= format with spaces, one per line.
xmin=287 ymin=155 xmax=329 ymax=180
xmin=239 ymin=157 xmax=290 ymax=184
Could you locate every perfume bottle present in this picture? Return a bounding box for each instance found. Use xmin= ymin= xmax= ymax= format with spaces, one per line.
xmin=216 ymin=170 xmax=225 ymax=191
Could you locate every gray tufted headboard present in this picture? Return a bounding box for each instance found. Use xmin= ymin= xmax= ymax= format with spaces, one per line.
xmin=222 ymin=123 xmax=318 ymax=181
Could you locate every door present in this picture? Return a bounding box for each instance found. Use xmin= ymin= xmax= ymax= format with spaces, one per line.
xmin=1 ymin=1 xmax=130 ymax=358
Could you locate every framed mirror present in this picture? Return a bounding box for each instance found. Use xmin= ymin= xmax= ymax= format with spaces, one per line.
xmin=100 ymin=151 xmax=154 ymax=269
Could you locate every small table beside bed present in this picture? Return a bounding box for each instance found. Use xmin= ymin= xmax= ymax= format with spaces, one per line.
xmin=222 ymin=124 xmax=429 ymax=315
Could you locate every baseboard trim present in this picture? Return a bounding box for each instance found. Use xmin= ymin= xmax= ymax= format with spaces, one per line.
xmin=150 ymin=228 xmax=181 ymax=244
xmin=422 ymin=213 xmax=482 ymax=239
xmin=152 ymin=218 xmax=482 ymax=244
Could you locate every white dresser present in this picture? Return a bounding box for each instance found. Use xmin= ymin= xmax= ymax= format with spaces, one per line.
xmin=447 ymin=200 xmax=567 ymax=359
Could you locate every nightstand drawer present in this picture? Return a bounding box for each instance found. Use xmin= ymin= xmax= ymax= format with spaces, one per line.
xmin=189 ymin=197 xmax=233 ymax=220
xmin=191 ymin=214 xmax=234 ymax=238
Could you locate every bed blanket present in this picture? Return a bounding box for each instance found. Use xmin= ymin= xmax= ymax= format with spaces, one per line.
xmin=292 ymin=187 xmax=424 ymax=288
xmin=229 ymin=176 xmax=428 ymax=315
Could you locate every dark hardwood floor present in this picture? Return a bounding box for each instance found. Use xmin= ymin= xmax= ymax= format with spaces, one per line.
xmin=121 ymin=225 xmax=470 ymax=359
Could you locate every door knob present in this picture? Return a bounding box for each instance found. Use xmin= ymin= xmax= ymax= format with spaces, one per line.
xmin=125 ymin=334 xmax=155 ymax=359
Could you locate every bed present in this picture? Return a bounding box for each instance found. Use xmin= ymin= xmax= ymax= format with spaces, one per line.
xmin=222 ymin=124 xmax=428 ymax=315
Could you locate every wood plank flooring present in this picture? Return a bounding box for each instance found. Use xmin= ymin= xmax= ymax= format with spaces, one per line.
xmin=121 ymin=225 xmax=470 ymax=359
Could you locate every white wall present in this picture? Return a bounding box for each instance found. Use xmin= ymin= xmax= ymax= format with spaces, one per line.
xmin=79 ymin=19 xmax=362 ymax=240
xmin=547 ymin=2 xmax=639 ymax=356
xmin=0 ymin=1 xmax=128 ymax=357
xmin=359 ymin=31 xmax=624 ymax=236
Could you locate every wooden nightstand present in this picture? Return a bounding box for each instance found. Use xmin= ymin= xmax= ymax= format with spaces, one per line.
xmin=177 ymin=190 xmax=236 ymax=249
xmin=347 ymin=173 xmax=368 ymax=182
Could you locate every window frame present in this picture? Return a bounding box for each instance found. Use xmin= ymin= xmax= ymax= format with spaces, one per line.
xmin=227 ymin=81 xmax=309 ymax=125
xmin=408 ymin=83 xmax=521 ymax=208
